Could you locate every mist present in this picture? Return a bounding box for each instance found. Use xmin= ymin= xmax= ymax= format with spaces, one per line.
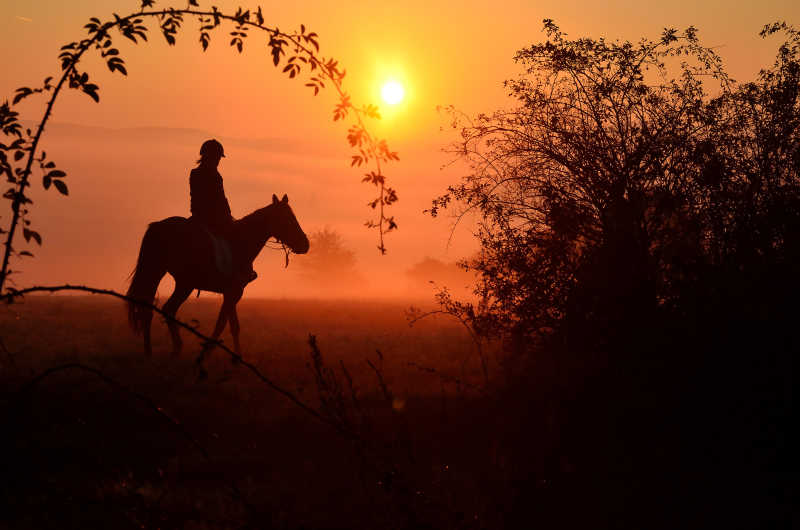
xmin=13 ymin=122 xmax=477 ymax=301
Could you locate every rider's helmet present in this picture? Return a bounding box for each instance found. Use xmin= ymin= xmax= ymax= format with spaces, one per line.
xmin=199 ymin=139 xmax=225 ymax=160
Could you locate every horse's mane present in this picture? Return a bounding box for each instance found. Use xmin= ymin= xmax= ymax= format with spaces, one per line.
xmin=234 ymin=203 xmax=275 ymax=234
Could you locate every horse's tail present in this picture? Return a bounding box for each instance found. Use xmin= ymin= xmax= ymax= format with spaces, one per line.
xmin=126 ymin=222 xmax=166 ymax=335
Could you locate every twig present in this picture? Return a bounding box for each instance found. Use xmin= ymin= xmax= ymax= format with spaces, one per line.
xmin=407 ymin=361 xmax=487 ymax=395
xmin=366 ymin=356 xmax=393 ymax=404
xmin=407 ymin=305 xmax=491 ymax=386
xmin=1 ymin=284 xmax=349 ymax=439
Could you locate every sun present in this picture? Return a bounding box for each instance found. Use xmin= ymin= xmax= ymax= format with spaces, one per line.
xmin=381 ymin=80 xmax=405 ymax=105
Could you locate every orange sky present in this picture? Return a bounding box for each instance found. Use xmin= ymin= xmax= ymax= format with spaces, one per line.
xmin=1 ymin=0 xmax=799 ymax=297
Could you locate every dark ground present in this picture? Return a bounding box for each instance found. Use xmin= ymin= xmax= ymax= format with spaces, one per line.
xmin=0 ymin=296 xmax=794 ymax=529
xmin=0 ymin=296 xmax=502 ymax=529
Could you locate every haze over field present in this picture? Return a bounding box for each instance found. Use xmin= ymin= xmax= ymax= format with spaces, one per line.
xmin=11 ymin=122 xmax=477 ymax=298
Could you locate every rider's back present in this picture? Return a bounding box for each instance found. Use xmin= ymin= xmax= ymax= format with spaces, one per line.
xmin=189 ymin=165 xmax=233 ymax=236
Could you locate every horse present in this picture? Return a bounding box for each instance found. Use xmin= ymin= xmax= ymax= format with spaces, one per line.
xmin=126 ymin=193 xmax=309 ymax=356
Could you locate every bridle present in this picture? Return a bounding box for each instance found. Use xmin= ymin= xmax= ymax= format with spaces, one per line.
xmin=264 ymin=239 xmax=291 ymax=268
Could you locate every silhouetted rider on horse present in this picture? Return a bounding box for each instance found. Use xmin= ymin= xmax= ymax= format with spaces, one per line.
xmin=190 ymin=139 xmax=257 ymax=285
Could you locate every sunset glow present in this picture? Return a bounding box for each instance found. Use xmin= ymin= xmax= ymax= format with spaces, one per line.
xmin=381 ymin=80 xmax=405 ymax=105
xmin=0 ymin=0 xmax=797 ymax=296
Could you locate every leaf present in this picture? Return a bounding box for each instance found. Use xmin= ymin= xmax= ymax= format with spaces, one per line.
xmin=108 ymin=58 xmax=127 ymax=75
xmin=122 ymin=30 xmax=138 ymax=44
xmin=46 ymin=170 xmax=66 ymax=179
xmin=13 ymin=87 xmax=32 ymax=105
xmin=53 ymin=180 xmax=69 ymax=195
xmin=83 ymin=84 xmax=100 ymax=103
xmin=18 ymin=251 xmax=33 ymax=257
xmin=14 ymin=150 xmax=24 ymax=161
xmin=23 ymin=228 xmax=41 ymax=245
xmin=43 ymin=176 xmax=51 ymax=189
xmin=306 ymin=33 xmax=319 ymax=52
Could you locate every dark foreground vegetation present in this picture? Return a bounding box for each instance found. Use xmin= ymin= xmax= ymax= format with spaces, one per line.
xmin=0 ymin=289 xmax=792 ymax=530
xmin=1 ymin=297 xmax=499 ymax=529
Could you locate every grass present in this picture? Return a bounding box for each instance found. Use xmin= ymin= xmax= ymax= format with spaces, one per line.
xmin=1 ymin=296 xmax=790 ymax=529
xmin=0 ymin=295 xmax=500 ymax=529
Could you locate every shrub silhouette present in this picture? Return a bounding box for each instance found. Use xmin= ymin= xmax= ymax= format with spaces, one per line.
xmin=432 ymin=20 xmax=797 ymax=527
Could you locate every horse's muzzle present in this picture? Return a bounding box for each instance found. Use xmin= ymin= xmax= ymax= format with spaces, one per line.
xmin=293 ymin=236 xmax=310 ymax=255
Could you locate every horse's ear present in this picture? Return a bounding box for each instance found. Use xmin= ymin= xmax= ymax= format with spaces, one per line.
xmin=281 ymin=194 xmax=288 ymax=204
xmin=272 ymin=194 xmax=279 ymax=205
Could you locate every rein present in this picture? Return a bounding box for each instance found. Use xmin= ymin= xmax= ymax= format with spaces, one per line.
xmin=264 ymin=239 xmax=291 ymax=268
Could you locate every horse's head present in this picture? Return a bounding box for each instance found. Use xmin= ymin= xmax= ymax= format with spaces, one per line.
xmin=269 ymin=194 xmax=309 ymax=254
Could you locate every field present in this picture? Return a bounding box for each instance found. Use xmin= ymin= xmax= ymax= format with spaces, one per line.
xmin=2 ymin=296 xmax=790 ymax=530
xmin=0 ymin=295 xmax=503 ymax=529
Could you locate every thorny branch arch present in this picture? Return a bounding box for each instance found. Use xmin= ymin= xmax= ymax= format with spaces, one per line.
xmin=0 ymin=0 xmax=401 ymax=292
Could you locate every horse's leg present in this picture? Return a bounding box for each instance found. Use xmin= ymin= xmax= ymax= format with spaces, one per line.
xmin=225 ymin=288 xmax=244 ymax=360
xmin=207 ymin=289 xmax=243 ymax=358
xmin=163 ymin=283 xmax=193 ymax=356
xmin=229 ymin=304 xmax=241 ymax=356
xmin=209 ymin=300 xmax=230 ymax=350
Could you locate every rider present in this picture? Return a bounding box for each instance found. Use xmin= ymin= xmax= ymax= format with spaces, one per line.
xmin=190 ymin=139 xmax=257 ymax=284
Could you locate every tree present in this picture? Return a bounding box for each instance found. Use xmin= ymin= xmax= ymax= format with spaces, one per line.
xmin=430 ymin=19 xmax=798 ymax=501
xmin=432 ymin=20 xmax=800 ymax=347
xmin=405 ymin=257 xmax=473 ymax=293
xmin=294 ymin=227 xmax=364 ymax=289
